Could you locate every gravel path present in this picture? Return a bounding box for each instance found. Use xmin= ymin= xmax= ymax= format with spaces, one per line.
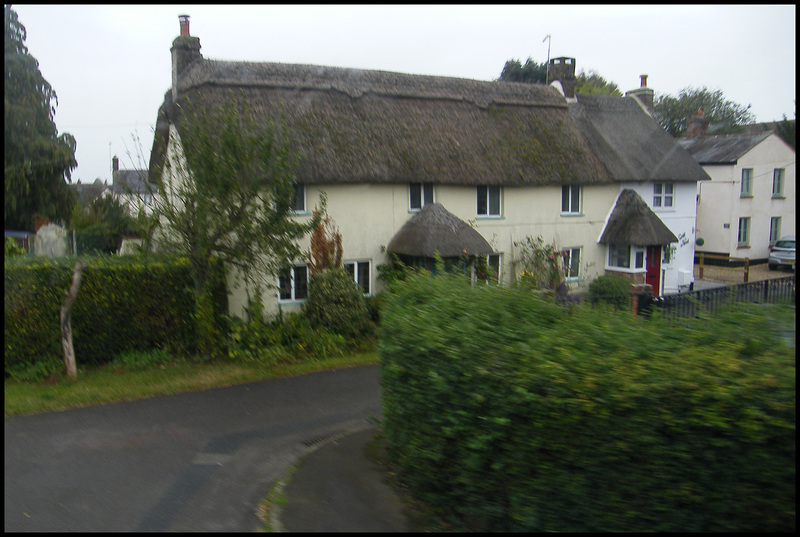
xmin=694 ymin=262 xmax=794 ymax=284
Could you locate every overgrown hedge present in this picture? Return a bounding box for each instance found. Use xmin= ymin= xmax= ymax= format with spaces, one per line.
xmin=379 ymin=271 xmax=795 ymax=532
xmin=4 ymin=255 xmax=227 ymax=381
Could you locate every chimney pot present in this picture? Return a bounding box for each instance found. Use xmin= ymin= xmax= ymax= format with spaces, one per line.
xmin=179 ymin=14 xmax=190 ymax=36
xmin=640 ymin=74 xmax=648 ymax=88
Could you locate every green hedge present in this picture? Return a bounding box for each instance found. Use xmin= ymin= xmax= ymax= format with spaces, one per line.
xmin=379 ymin=271 xmax=795 ymax=531
xmin=4 ymin=255 xmax=227 ymax=380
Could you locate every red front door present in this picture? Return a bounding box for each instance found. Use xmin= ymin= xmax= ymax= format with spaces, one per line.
xmin=646 ymin=246 xmax=661 ymax=295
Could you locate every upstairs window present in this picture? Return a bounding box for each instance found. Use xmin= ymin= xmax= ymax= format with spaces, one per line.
xmin=409 ymin=183 xmax=434 ymax=211
xmin=291 ymin=183 xmax=306 ymax=213
xmin=740 ymin=169 xmax=753 ymax=197
xmin=561 ymin=185 xmax=581 ymax=214
xmin=477 ymin=185 xmax=502 ymax=217
xmin=653 ymin=183 xmax=674 ymax=208
xmin=772 ymin=168 xmax=785 ymax=197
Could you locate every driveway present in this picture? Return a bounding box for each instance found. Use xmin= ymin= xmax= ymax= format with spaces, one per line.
xmin=4 ymin=364 xmax=382 ymax=532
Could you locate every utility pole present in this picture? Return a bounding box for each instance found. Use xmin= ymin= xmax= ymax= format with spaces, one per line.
xmin=543 ymin=34 xmax=551 ymax=84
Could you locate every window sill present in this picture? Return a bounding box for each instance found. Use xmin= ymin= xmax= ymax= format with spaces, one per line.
xmin=772 ymin=195 xmax=785 ymax=199
xmin=290 ymin=211 xmax=312 ymax=217
xmin=560 ymin=212 xmax=584 ymax=217
xmin=278 ymin=299 xmax=308 ymax=305
xmin=476 ymin=215 xmax=504 ymax=220
xmin=605 ymin=266 xmax=647 ymax=274
xmin=740 ymin=195 xmax=753 ymax=199
xmin=736 ymin=245 xmax=751 ymax=249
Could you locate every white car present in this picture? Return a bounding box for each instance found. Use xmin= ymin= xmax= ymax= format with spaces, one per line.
xmin=768 ymin=235 xmax=795 ymax=271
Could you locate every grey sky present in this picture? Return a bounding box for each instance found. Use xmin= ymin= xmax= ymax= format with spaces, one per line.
xmin=11 ymin=4 xmax=797 ymax=186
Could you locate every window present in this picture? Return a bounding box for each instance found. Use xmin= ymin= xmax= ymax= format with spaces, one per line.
xmin=608 ymin=244 xmax=630 ymax=269
xmin=653 ymin=183 xmax=674 ymax=208
xmin=344 ymin=260 xmax=371 ymax=295
xmin=474 ymin=253 xmax=501 ymax=284
xmin=561 ymin=185 xmax=581 ymax=214
xmin=737 ymin=217 xmax=750 ymax=247
xmin=770 ymin=217 xmax=782 ymax=244
xmin=477 ymin=185 xmax=501 ymax=217
xmin=608 ymin=244 xmax=645 ymax=270
xmin=772 ymin=168 xmax=785 ymax=197
xmin=278 ymin=265 xmax=308 ymax=301
xmin=291 ymin=183 xmax=306 ymax=212
xmin=563 ymin=247 xmax=581 ymax=279
xmin=740 ymin=169 xmax=753 ymax=197
xmin=409 ymin=183 xmax=434 ymax=211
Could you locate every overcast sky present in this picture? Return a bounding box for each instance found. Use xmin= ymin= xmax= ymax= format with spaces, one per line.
xmin=11 ymin=4 xmax=797 ymax=185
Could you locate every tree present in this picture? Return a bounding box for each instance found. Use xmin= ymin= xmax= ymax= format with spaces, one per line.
xmin=499 ymin=58 xmax=621 ymax=96
xmin=653 ymin=86 xmax=756 ymax=138
xmin=498 ymin=58 xmax=547 ymax=84
xmin=4 ymin=5 xmax=77 ymax=231
xmin=153 ymin=93 xmax=321 ymax=354
xmin=575 ymin=70 xmax=621 ymax=96
xmin=70 ymin=194 xmax=136 ymax=254
xmin=308 ymin=206 xmax=343 ymax=276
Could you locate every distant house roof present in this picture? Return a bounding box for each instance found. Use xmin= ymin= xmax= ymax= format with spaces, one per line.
xmin=112 ymin=169 xmax=155 ymax=196
xmin=386 ymin=203 xmax=494 ymax=258
xmin=71 ymin=179 xmax=110 ymax=205
xmin=599 ymin=189 xmax=679 ymax=246
xmin=569 ymin=94 xmax=711 ymax=183
xmin=677 ymin=132 xmax=773 ymax=165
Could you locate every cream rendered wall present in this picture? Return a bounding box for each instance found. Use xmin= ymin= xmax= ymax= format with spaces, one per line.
xmin=621 ymin=181 xmax=698 ymax=294
xmin=236 ymin=182 xmax=622 ymax=318
xmin=696 ymin=134 xmax=795 ymax=260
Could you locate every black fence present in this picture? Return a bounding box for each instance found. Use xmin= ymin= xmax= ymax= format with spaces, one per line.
xmin=651 ymin=276 xmax=795 ymax=320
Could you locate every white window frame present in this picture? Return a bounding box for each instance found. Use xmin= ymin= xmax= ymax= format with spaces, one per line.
xmin=563 ymin=247 xmax=581 ymax=280
xmin=740 ymin=169 xmax=753 ymax=197
xmin=477 ymin=185 xmax=502 ymax=217
xmin=607 ymin=244 xmax=646 ymax=272
xmin=737 ymin=217 xmax=750 ymax=247
xmin=653 ymin=183 xmax=674 ymax=208
xmin=278 ymin=264 xmax=309 ymax=302
xmin=291 ymin=183 xmax=306 ymax=213
xmin=409 ymin=183 xmax=435 ymax=211
xmin=769 ymin=217 xmax=781 ymax=244
xmin=561 ymin=185 xmax=581 ymax=215
xmin=772 ymin=168 xmax=785 ymax=197
xmin=344 ymin=260 xmax=371 ymax=295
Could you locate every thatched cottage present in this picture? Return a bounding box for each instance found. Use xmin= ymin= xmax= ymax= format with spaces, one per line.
xmin=149 ymin=16 xmax=710 ymax=317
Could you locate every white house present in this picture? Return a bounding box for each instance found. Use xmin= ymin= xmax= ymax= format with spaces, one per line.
xmin=150 ymin=16 xmax=710 ymax=317
xmin=111 ymin=155 xmax=158 ymax=217
xmin=679 ymin=114 xmax=796 ymax=263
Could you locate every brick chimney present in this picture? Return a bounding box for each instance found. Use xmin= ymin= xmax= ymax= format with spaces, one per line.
xmin=548 ymin=57 xmax=576 ymax=99
xmin=626 ymin=74 xmax=655 ymax=115
xmin=685 ymin=108 xmax=709 ymax=139
xmin=171 ymin=14 xmax=202 ymax=100
xmin=112 ymin=155 xmax=119 ymax=173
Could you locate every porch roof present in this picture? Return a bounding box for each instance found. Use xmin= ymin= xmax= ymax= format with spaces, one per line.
xmin=599 ymin=189 xmax=678 ymax=246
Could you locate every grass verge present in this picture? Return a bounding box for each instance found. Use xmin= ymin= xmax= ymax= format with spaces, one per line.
xmin=4 ymin=351 xmax=378 ymax=417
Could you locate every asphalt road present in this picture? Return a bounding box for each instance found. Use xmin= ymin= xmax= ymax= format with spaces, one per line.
xmin=4 ymin=364 xmax=382 ymax=532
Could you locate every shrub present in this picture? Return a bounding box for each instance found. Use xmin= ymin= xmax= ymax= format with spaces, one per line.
xmin=588 ymin=273 xmax=632 ymax=309
xmin=109 ymin=348 xmax=177 ymax=371
xmin=380 ymin=271 xmax=795 ymax=531
xmin=304 ymin=267 xmax=367 ymax=338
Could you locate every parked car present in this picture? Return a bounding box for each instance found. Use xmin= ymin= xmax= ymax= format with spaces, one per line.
xmin=768 ymin=235 xmax=795 ymax=271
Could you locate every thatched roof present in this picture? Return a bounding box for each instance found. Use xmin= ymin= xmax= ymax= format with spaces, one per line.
xmin=151 ymin=57 xmax=613 ymax=187
xmin=599 ymin=189 xmax=678 ymax=246
xmin=386 ymin=203 xmax=494 ymax=257
xmin=677 ymin=133 xmax=773 ymax=165
xmin=569 ymin=94 xmax=711 ymax=183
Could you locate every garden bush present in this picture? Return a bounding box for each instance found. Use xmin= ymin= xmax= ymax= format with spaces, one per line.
xmin=379 ymin=270 xmax=795 ymax=531
xmin=588 ymin=273 xmax=632 ymax=309
xmin=304 ymin=267 xmax=367 ymax=338
xmin=4 ymin=255 xmax=227 ymax=380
